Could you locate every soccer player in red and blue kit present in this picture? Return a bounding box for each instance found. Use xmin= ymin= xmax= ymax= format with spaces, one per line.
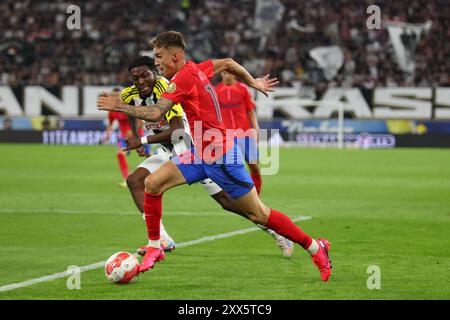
xmin=215 ymin=71 xmax=262 ymax=194
xmin=98 ymin=31 xmax=332 ymax=282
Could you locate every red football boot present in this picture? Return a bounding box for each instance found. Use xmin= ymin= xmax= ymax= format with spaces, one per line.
xmin=136 ymin=246 xmax=148 ymax=257
xmin=139 ymin=246 xmax=165 ymax=273
xmin=311 ymin=238 xmax=333 ymax=282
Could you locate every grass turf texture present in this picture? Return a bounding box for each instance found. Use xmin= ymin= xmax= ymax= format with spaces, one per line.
xmin=0 ymin=144 xmax=449 ymax=299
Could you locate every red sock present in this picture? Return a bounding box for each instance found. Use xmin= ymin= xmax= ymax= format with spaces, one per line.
xmin=250 ymin=171 xmax=262 ymax=194
xmin=117 ymin=152 xmax=129 ymax=179
xmin=266 ymin=208 xmax=313 ymax=249
xmin=143 ymin=192 xmax=163 ymax=241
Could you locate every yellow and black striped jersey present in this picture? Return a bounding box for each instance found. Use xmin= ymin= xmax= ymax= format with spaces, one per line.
xmin=120 ymin=75 xmax=191 ymax=153
xmin=120 ymin=76 xmax=183 ymax=123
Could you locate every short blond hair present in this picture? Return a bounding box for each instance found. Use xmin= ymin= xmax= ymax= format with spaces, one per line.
xmin=149 ymin=31 xmax=186 ymax=50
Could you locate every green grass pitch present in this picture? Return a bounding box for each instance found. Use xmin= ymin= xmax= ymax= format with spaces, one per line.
xmin=0 ymin=144 xmax=449 ymax=299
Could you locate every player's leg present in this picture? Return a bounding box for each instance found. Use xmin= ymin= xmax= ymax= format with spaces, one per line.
xmin=200 ymin=179 xmax=244 ymax=215
xmin=144 ymin=160 xmax=188 ymax=194
xmin=205 ymin=146 xmax=331 ymax=281
xmin=116 ymin=137 xmax=129 ymax=187
xmin=128 ymin=149 xmax=177 ymax=253
xmin=247 ymin=162 xmax=262 ymax=195
xmin=233 ymin=189 xmax=332 ymax=281
xmin=202 ymin=181 xmax=293 ymax=257
xmin=116 ymin=150 xmax=129 ymax=187
xmin=246 ymin=136 xmax=262 ymax=194
xmin=140 ymin=158 xmax=207 ymax=272
xmin=143 ymin=160 xmax=199 ymax=245
xmin=237 ymin=136 xmax=262 ymax=194
xmin=126 ymin=167 xmax=175 ymax=253
xmin=126 ymin=167 xmax=149 ymax=213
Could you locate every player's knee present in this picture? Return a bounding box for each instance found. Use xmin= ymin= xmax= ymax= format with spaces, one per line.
xmin=246 ymin=204 xmax=270 ymax=225
xmin=144 ymin=175 xmax=162 ymax=194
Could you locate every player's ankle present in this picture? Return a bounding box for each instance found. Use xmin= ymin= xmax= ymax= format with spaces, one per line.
xmin=148 ymin=239 xmax=160 ymax=249
xmin=307 ymin=239 xmax=319 ymax=255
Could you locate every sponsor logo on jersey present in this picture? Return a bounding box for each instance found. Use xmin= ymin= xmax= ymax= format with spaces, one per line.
xmin=145 ymin=119 xmax=168 ymax=130
xmin=198 ymin=71 xmax=207 ymax=81
xmin=167 ymin=82 xmax=176 ymax=93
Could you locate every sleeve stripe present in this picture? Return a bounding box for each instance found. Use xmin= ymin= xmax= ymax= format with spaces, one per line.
xmin=154 ymin=82 xmax=165 ymax=94
xmin=152 ymin=88 xmax=161 ymax=99
xmin=153 ymin=84 xmax=161 ymax=95
xmin=121 ymin=92 xmax=136 ymax=101
xmin=121 ymin=87 xmax=138 ymax=94
xmin=164 ymin=104 xmax=183 ymax=122
xmin=120 ymin=87 xmax=139 ymax=100
xmin=123 ymin=88 xmax=138 ymax=93
xmin=121 ymin=91 xmax=139 ymax=102
xmin=155 ymin=83 xmax=162 ymax=94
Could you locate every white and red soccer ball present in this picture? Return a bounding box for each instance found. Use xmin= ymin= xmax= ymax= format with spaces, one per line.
xmin=104 ymin=252 xmax=140 ymax=284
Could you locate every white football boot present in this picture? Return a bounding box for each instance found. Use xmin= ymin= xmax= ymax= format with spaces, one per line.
xmin=259 ymin=225 xmax=294 ymax=257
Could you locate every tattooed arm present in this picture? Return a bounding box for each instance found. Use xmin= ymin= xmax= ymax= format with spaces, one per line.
xmin=98 ymin=94 xmax=175 ymax=122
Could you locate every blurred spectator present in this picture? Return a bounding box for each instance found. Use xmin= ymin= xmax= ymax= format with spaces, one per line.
xmin=56 ymin=117 xmax=65 ymax=130
xmin=0 ymin=0 xmax=448 ymax=89
xmin=0 ymin=109 xmax=12 ymax=130
xmin=42 ymin=116 xmax=50 ymax=131
xmin=4 ymin=118 xmax=12 ymax=130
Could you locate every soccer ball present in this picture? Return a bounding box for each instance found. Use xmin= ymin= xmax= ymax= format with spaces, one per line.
xmin=104 ymin=251 xmax=140 ymax=284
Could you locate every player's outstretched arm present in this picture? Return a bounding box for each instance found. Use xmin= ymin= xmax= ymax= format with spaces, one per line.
xmin=98 ymin=94 xmax=175 ymax=122
xmin=212 ymin=58 xmax=279 ymax=97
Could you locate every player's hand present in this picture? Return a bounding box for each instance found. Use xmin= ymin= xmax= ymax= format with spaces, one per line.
xmin=253 ymin=74 xmax=279 ymax=97
xmin=136 ymin=146 xmax=148 ymax=157
xmin=99 ymin=91 xmax=110 ymax=97
xmin=123 ymin=137 xmax=142 ymax=152
xmin=97 ymin=94 xmax=123 ymax=112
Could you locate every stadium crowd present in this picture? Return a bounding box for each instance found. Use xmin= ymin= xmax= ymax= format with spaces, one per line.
xmin=0 ymin=0 xmax=448 ymax=89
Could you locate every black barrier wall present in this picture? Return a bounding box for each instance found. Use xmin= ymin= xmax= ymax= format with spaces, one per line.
xmin=0 ymin=130 xmax=450 ymax=148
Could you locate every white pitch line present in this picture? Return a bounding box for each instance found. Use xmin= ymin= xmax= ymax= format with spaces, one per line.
xmin=0 ymin=208 xmax=137 ymax=215
xmin=0 ymin=209 xmax=230 ymax=216
xmin=0 ymin=216 xmax=311 ymax=293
